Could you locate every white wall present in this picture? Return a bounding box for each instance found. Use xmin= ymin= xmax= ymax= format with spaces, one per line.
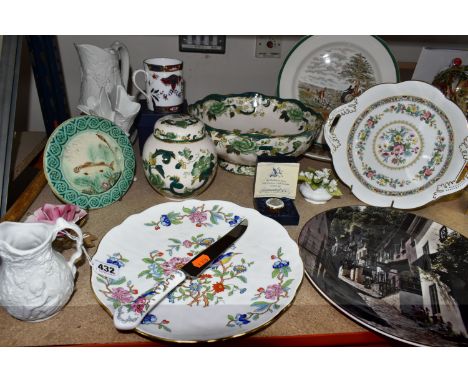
xmin=58 ymin=35 xmax=303 ymax=111
xmin=19 ymin=35 xmax=468 ymax=132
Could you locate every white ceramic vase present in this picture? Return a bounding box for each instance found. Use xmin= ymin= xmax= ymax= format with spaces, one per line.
xmin=142 ymin=114 xmax=217 ymax=199
xmin=0 ymin=218 xmax=83 ymax=321
xmin=299 ymin=182 xmax=333 ymax=204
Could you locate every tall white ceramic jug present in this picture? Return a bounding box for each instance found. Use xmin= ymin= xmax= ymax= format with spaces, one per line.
xmin=0 ymin=218 xmax=83 ymax=321
xmin=75 ymin=41 xmax=130 ymax=106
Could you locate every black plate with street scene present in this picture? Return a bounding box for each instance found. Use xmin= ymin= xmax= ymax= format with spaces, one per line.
xmin=298 ymin=206 xmax=468 ymax=346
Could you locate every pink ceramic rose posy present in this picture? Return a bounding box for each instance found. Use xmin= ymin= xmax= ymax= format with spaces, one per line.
xmin=25 ymin=204 xmax=88 ymax=238
xmin=26 ymin=203 xmax=87 ymax=224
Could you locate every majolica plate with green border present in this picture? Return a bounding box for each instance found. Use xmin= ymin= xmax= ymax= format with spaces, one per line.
xmin=44 ymin=116 xmax=135 ymax=209
xmin=91 ymin=199 xmax=303 ymax=343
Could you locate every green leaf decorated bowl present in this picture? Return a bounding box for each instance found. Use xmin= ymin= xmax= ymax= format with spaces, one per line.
xmin=189 ymin=93 xmax=324 ymax=175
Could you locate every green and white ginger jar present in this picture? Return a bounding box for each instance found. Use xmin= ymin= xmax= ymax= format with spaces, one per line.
xmin=142 ymin=114 xmax=217 ymax=199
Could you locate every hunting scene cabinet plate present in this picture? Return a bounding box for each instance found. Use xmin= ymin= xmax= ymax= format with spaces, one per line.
xmin=277 ymin=36 xmax=399 ymax=116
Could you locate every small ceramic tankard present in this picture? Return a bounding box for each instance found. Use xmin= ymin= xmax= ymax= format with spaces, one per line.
xmin=132 ymin=58 xmax=184 ymax=113
xmin=0 ymin=218 xmax=83 ymax=321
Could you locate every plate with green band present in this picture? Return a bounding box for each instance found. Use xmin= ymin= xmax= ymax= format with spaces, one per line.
xmin=44 ymin=116 xmax=135 ymax=209
xmin=277 ymin=35 xmax=399 ymax=116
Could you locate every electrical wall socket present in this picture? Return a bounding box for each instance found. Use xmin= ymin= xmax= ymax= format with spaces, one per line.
xmin=255 ymin=36 xmax=281 ymax=58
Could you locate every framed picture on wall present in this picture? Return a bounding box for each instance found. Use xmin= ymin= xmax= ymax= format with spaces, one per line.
xmin=179 ymin=35 xmax=226 ymax=54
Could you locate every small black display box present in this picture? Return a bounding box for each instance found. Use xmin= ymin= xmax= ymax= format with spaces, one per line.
xmin=254 ymin=197 xmax=299 ymax=225
xmin=134 ymin=100 xmax=188 ymax=154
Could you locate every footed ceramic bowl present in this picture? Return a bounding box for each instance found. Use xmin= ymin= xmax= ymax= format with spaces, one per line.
xmin=189 ymin=93 xmax=323 ymax=175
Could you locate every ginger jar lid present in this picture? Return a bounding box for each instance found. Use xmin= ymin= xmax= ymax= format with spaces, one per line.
xmin=153 ymin=114 xmax=205 ymax=142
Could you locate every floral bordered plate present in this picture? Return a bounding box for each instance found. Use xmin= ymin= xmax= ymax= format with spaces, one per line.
xmin=44 ymin=116 xmax=135 ymax=209
xmin=324 ymin=81 xmax=468 ymax=209
xmin=299 ymin=205 xmax=468 ymax=346
xmin=90 ymin=200 xmax=303 ymax=342
xmin=277 ymin=36 xmax=399 ymax=116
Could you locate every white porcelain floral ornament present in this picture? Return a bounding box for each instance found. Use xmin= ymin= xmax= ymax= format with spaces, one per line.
xmin=299 ymin=168 xmax=342 ymax=204
xmin=77 ymin=85 xmax=140 ymax=135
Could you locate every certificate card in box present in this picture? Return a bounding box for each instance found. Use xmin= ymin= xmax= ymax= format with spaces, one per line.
xmin=253 ymin=156 xmax=300 ymax=225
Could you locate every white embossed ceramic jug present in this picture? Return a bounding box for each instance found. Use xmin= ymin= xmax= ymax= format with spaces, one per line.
xmin=75 ymin=41 xmax=130 ymax=106
xmin=0 ymin=218 xmax=83 ymax=321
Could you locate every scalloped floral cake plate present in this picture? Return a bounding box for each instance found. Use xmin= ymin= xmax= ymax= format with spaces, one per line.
xmin=324 ymin=81 xmax=468 ymax=209
xmin=44 ymin=116 xmax=136 ymax=209
xmin=90 ymin=200 xmax=303 ymax=342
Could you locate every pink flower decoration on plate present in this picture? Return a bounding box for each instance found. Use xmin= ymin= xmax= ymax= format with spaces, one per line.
xmin=424 ymin=167 xmax=433 ymax=177
xmin=160 ymin=257 xmax=190 ymax=275
xmin=111 ymin=287 xmax=133 ymax=304
xmin=393 ymin=144 xmax=404 ymax=155
xmin=265 ymin=284 xmax=283 ymax=300
xmin=422 ymin=111 xmax=432 ymax=120
xmin=189 ymin=211 xmax=207 ymax=224
xmin=131 ymin=298 xmax=146 ymax=314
